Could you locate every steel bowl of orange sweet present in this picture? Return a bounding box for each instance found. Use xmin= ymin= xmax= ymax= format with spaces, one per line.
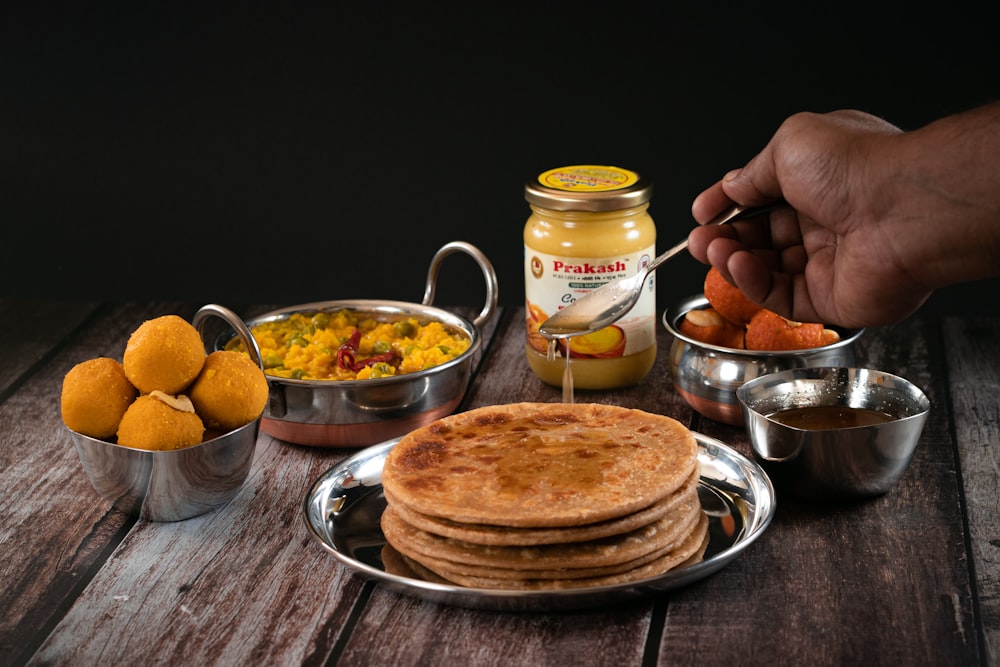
xmin=64 ymin=304 xmax=266 ymax=522
xmin=663 ymin=293 xmax=863 ymax=426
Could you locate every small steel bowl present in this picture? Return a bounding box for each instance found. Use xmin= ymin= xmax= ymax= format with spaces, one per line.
xmin=662 ymin=295 xmax=864 ymax=426
xmin=214 ymin=241 xmax=499 ymax=448
xmin=69 ymin=419 xmax=259 ymax=522
xmin=70 ymin=304 xmax=263 ymax=522
xmin=737 ymin=367 xmax=930 ymax=501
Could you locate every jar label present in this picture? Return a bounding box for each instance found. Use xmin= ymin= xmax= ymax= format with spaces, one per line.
xmin=524 ymin=244 xmax=656 ymax=359
xmin=537 ymin=165 xmax=639 ymax=193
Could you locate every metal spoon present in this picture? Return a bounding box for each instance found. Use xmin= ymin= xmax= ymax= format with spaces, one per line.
xmin=538 ymin=202 xmax=785 ymax=338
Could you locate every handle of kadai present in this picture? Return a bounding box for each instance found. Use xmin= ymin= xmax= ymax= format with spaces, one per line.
xmin=192 ymin=304 xmax=264 ymax=370
xmin=421 ymin=241 xmax=500 ymax=329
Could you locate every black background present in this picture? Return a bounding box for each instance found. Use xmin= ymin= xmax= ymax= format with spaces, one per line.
xmin=3 ymin=3 xmax=997 ymax=317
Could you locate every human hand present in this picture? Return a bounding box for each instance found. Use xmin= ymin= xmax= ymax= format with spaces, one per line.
xmin=687 ymin=110 xmax=938 ymax=329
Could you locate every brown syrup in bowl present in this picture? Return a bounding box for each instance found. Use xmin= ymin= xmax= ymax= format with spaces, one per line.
xmin=767 ymin=405 xmax=896 ymax=430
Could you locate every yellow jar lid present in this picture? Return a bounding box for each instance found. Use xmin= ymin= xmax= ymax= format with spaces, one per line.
xmin=525 ymin=165 xmax=653 ymax=212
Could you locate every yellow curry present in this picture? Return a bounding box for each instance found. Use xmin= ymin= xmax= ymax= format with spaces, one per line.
xmin=227 ymin=310 xmax=471 ymax=381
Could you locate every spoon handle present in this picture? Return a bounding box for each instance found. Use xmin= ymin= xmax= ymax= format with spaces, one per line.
xmin=708 ymin=201 xmax=786 ymax=226
xmin=647 ymin=201 xmax=786 ymax=274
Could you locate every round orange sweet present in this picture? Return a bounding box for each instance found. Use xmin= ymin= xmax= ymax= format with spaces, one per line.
xmin=61 ymin=357 xmax=138 ymax=438
xmin=678 ymin=308 xmax=746 ymax=349
xmin=703 ymin=266 xmax=762 ymax=327
xmin=744 ymin=309 xmax=827 ymax=351
xmin=123 ymin=315 xmax=206 ymax=394
xmin=116 ymin=393 xmax=205 ymax=450
xmin=188 ymin=351 xmax=269 ymax=431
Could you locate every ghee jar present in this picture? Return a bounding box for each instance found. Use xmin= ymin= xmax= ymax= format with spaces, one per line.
xmin=524 ymin=164 xmax=657 ymax=389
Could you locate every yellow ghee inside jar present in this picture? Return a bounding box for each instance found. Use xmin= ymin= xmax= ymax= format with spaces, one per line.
xmin=523 ymin=165 xmax=657 ymax=389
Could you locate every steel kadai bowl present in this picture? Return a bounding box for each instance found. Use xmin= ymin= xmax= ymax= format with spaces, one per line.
xmin=70 ymin=304 xmax=263 ymax=522
xmin=214 ymin=242 xmax=499 ymax=448
xmin=69 ymin=419 xmax=259 ymax=522
xmin=662 ymin=295 xmax=864 ymax=426
xmin=737 ymin=367 xmax=930 ymax=501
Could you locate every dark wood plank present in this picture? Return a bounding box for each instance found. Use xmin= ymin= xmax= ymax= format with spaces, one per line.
xmin=30 ymin=433 xmax=371 ymax=664
xmin=944 ymin=316 xmax=1000 ymax=661
xmin=0 ymin=299 xmax=101 ymax=396
xmin=340 ymin=593 xmax=653 ymax=666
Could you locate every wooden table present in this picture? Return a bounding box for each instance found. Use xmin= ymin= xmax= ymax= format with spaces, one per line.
xmin=2 ymin=299 xmax=997 ymax=666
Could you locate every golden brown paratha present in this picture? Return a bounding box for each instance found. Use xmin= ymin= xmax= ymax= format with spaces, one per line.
xmin=380 ymin=496 xmax=702 ymax=571
xmin=395 ymin=513 xmax=710 ymax=591
xmin=381 ymin=402 xmax=698 ymax=528
xmin=387 ymin=509 xmax=700 ymax=581
xmin=383 ymin=467 xmax=699 ymax=546
xmin=381 ymin=543 xmax=450 ymax=584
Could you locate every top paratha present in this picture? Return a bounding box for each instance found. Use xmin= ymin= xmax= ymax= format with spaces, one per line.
xmin=381 ymin=402 xmax=698 ymax=528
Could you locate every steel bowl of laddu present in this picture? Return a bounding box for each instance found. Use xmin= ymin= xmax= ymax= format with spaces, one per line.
xmin=65 ymin=304 xmax=265 ymax=521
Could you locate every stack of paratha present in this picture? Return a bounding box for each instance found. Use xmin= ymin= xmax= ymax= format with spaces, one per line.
xmin=379 ymin=402 xmax=708 ymax=590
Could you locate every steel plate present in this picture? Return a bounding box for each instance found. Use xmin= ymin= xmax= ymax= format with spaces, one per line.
xmin=302 ymin=431 xmax=775 ymax=612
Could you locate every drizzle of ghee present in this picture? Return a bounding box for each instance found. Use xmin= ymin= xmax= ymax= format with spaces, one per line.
xmin=562 ymin=353 xmax=574 ymax=404
xmin=544 ymin=338 xmax=576 ymax=403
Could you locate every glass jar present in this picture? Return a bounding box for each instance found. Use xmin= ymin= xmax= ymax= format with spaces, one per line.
xmin=524 ymin=164 xmax=657 ymax=389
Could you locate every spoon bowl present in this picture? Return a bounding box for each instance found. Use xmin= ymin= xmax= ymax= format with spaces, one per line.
xmin=538 ymin=202 xmax=783 ymax=338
